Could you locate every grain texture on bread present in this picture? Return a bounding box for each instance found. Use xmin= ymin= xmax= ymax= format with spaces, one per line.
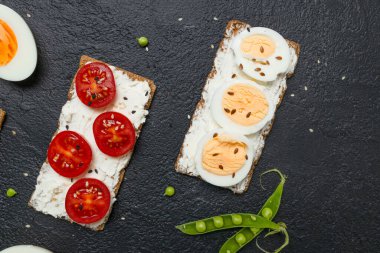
xmin=0 ymin=109 xmax=5 ymax=130
xmin=175 ymin=20 xmax=300 ymax=193
xmin=29 ymin=55 xmax=156 ymax=230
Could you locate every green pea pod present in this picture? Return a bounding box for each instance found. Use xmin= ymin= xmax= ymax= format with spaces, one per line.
xmin=176 ymin=213 xmax=282 ymax=235
xmin=219 ymin=168 xmax=286 ymax=253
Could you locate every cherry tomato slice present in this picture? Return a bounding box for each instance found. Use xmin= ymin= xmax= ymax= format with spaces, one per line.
xmin=93 ymin=111 xmax=136 ymax=157
xmin=48 ymin=131 xmax=92 ymax=178
xmin=65 ymin=178 xmax=111 ymax=224
xmin=75 ymin=62 xmax=116 ymax=108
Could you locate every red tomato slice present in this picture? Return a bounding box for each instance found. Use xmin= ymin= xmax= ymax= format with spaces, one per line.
xmin=75 ymin=62 xmax=116 ymax=108
xmin=48 ymin=131 xmax=92 ymax=178
xmin=93 ymin=111 xmax=136 ymax=157
xmin=65 ymin=178 xmax=111 ymax=224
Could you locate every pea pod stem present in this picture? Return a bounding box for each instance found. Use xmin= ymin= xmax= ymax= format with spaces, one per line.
xmin=219 ymin=168 xmax=287 ymax=253
xmin=256 ymin=226 xmax=289 ymax=253
xmin=176 ymin=213 xmax=282 ymax=235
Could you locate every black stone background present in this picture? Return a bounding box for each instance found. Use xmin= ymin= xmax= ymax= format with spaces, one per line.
xmin=0 ymin=0 xmax=379 ymax=252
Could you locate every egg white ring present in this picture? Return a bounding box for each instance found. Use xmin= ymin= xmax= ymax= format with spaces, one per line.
xmin=210 ymin=80 xmax=275 ymax=135
xmin=195 ymin=129 xmax=254 ymax=187
xmin=232 ymin=27 xmax=290 ymax=82
xmin=0 ymin=4 xmax=37 ymax=81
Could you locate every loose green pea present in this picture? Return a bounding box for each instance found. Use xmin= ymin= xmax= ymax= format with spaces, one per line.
xmin=262 ymin=207 xmax=273 ymax=219
xmin=213 ymin=216 xmax=224 ymax=228
xmin=235 ymin=233 xmax=246 ymax=245
xmin=164 ymin=186 xmax=175 ymax=197
xmin=195 ymin=220 xmax=206 ymax=233
xmin=6 ymin=188 xmax=17 ymax=198
xmin=231 ymin=214 xmax=242 ymax=225
xmin=137 ymin=36 xmax=149 ymax=47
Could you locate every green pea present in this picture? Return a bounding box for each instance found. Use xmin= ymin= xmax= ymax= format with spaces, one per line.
xmin=164 ymin=186 xmax=175 ymax=197
xmin=235 ymin=233 xmax=246 ymax=245
xmin=137 ymin=36 xmax=149 ymax=47
xmin=6 ymin=188 xmax=17 ymax=198
xmin=231 ymin=214 xmax=242 ymax=225
xmin=262 ymin=207 xmax=273 ymax=219
xmin=213 ymin=216 xmax=224 ymax=228
xmin=195 ymin=221 xmax=206 ymax=233
xmin=250 ymin=227 xmax=260 ymax=234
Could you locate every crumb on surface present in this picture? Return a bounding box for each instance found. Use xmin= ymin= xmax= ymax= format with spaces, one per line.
xmin=12 ymin=130 xmax=16 ymax=136
xmin=317 ymin=59 xmax=321 ymax=64
xmin=23 ymin=173 xmax=29 ymax=177
xmin=27 ymin=13 xmax=31 ymax=18
xmin=213 ymin=17 xmax=218 ymax=21
xmin=291 ymin=93 xmax=295 ymax=97
xmin=25 ymin=224 xmax=31 ymax=228
xmin=211 ymin=44 xmax=214 ymax=49
xmin=187 ymin=115 xmax=191 ymax=119
xmin=304 ymin=86 xmax=308 ymax=91
xmin=121 ymin=217 xmax=126 ymax=220
xmin=145 ymin=47 xmax=149 ymax=52
xmin=178 ymin=18 xmax=183 ymax=21
xmin=309 ymin=128 xmax=314 ymax=133
xmin=341 ymin=76 xmax=346 ymax=80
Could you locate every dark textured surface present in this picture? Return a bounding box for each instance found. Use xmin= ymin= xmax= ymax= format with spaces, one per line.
xmin=0 ymin=0 xmax=379 ymax=252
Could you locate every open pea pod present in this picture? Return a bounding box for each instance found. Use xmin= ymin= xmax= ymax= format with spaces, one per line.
xmin=176 ymin=213 xmax=281 ymax=235
xmin=219 ymin=168 xmax=286 ymax=253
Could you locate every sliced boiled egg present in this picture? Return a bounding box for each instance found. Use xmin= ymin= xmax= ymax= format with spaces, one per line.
xmin=0 ymin=4 xmax=37 ymax=81
xmin=0 ymin=245 xmax=52 ymax=253
xmin=210 ymin=80 xmax=275 ymax=135
xmin=232 ymin=27 xmax=290 ymax=82
xmin=195 ymin=130 xmax=254 ymax=187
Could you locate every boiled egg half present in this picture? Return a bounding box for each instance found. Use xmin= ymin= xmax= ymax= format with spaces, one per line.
xmin=195 ymin=130 xmax=254 ymax=187
xmin=0 ymin=4 xmax=37 ymax=81
xmin=210 ymin=80 xmax=274 ymax=135
xmin=232 ymin=27 xmax=290 ymax=82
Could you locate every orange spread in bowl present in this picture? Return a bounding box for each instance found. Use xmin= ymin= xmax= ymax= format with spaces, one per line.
xmin=240 ymin=34 xmax=275 ymax=59
xmin=0 ymin=19 xmax=18 ymax=66
xmin=202 ymin=134 xmax=247 ymax=176
xmin=222 ymin=84 xmax=269 ymax=126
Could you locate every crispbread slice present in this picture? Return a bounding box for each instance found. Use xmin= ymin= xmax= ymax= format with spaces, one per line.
xmin=0 ymin=108 xmax=5 ymax=130
xmin=29 ymin=55 xmax=156 ymax=230
xmin=175 ymin=20 xmax=300 ymax=193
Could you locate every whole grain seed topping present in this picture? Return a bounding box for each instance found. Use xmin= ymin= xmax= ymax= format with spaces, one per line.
xmin=123 ymin=97 xmax=128 ymax=100
xmin=219 ymin=165 xmax=223 ymax=170
xmin=231 ymin=74 xmax=237 ymax=78
xmin=246 ymin=112 xmax=251 ymax=118
xmin=245 ymin=155 xmax=248 ymax=160
xmin=266 ymin=60 xmax=270 ymax=65
xmin=145 ymin=91 xmax=148 ymax=96
xmin=131 ymin=110 xmax=136 ymax=114
xmin=234 ymin=148 xmax=239 ymax=154
xmin=260 ymin=46 xmax=264 ymax=53
xmin=213 ymin=133 xmax=218 ymax=138
xmin=255 ymin=68 xmax=261 ymax=72
xmin=95 ymin=169 xmax=98 ymax=174
xmin=232 ymin=173 xmax=235 ymax=178
xmin=276 ymin=56 xmax=282 ymax=60
xmin=228 ymin=91 xmax=234 ymax=96
xmin=212 ymin=153 xmax=219 ymax=156
xmin=260 ymin=72 xmax=265 ymax=76
xmin=65 ymin=125 xmax=69 ymax=130
xmin=224 ymin=108 xmax=231 ymax=113
xmin=88 ymin=170 xmax=92 ymax=174
xmin=239 ymin=64 xmax=243 ymax=70
xmin=247 ymin=27 xmax=250 ymax=32
xmin=231 ymin=109 xmax=236 ymax=115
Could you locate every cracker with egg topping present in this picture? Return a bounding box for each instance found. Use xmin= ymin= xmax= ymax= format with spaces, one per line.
xmin=175 ymin=20 xmax=300 ymax=193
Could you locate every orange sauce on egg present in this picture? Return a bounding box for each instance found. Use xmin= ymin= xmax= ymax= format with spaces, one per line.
xmin=0 ymin=19 xmax=18 ymax=66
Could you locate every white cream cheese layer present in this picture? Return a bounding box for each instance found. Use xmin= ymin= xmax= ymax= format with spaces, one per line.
xmin=176 ymin=25 xmax=298 ymax=193
xmin=30 ymin=64 xmax=151 ymax=229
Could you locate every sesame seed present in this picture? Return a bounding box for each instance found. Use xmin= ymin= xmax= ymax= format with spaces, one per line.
xmin=291 ymin=94 xmax=295 ymax=97
xmin=187 ymin=115 xmax=191 ymax=119
xmin=178 ymin=18 xmax=183 ymax=21
xmin=26 ymin=13 xmax=31 ymax=18
xmin=23 ymin=173 xmax=28 ymax=177
xmin=213 ymin=17 xmax=218 ymax=21
xmin=25 ymin=224 xmax=31 ymax=228
xmin=317 ymin=59 xmax=321 ymax=64
xmin=309 ymin=128 xmax=314 ymax=133
xmin=145 ymin=47 xmax=149 ymax=52
xmin=11 ymin=130 xmax=16 ymax=136
xmin=210 ymin=44 xmax=214 ymax=49
xmin=341 ymin=76 xmax=346 ymax=80
xmin=304 ymin=86 xmax=308 ymax=91
xmin=121 ymin=217 xmax=126 ymax=220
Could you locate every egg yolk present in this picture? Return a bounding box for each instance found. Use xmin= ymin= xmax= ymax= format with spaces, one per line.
xmin=202 ymin=134 xmax=247 ymax=176
xmin=222 ymin=84 xmax=269 ymax=126
xmin=240 ymin=35 xmax=275 ymax=59
xmin=0 ymin=19 xmax=18 ymax=66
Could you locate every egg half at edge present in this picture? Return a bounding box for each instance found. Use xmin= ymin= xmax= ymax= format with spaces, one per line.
xmin=0 ymin=4 xmax=37 ymax=81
